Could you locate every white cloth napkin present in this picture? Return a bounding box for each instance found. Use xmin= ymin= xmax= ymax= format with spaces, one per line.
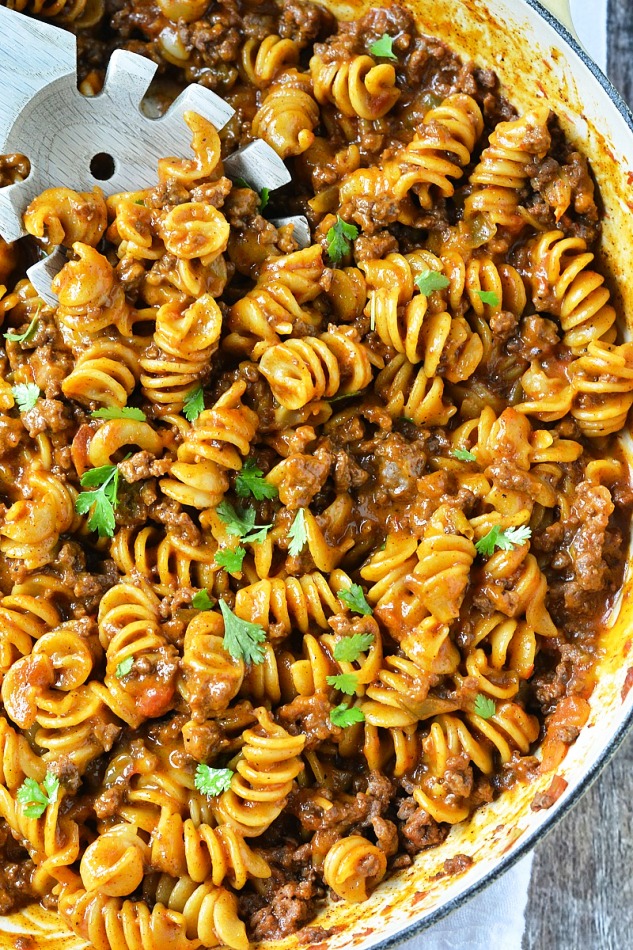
xmin=396 ymin=3 xmax=607 ymax=948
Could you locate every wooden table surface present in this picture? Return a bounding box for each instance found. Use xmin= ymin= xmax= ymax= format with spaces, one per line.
xmin=523 ymin=6 xmax=632 ymax=947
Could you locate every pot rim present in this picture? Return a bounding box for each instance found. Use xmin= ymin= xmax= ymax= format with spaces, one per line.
xmin=370 ymin=3 xmax=633 ymax=945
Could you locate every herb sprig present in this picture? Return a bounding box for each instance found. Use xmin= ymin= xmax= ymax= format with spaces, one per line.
xmin=219 ymin=598 xmax=266 ymax=665
xmin=12 ymin=383 xmax=40 ymax=413
xmin=116 ymin=657 xmax=134 ymax=679
xmin=183 ymin=386 xmax=205 ymax=422
xmin=369 ymin=34 xmax=398 ymax=60
xmin=288 ymin=508 xmax=308 ymax=557
xmin=475 ymin=525 xmax=532 ymax=557
xmin=326 ymin=672 xmax=358 ymax=695
xmin=217 ymin=501 xmax=272 ymax=544
xmin=75 ymin=463 xmax=121 ymax=538
xmin=4 ymin=310 xmax=40 ymax=344
xmin=475 ymin=290 xmax=500 ymax=307
xmin=194 ymin=763 xmax=234 ymax=797
xmin=415 ymin=270 xmax=450 ymax=295
xmin=326 ymin=217 xmax=359 ymax=264
xmin=452 ymin=448 xmax=477 ymax=462
xmin=192 ymin=590 xmax=215 ymax=611
xmin=338 ymin=584 xmax=372 ymax=617
xmin=235 ymin=459 xmax=278 ymax=501
xmin=474 ymin=694 xmax=496 ymax=719
xmin=333 ymin=632 xmax=375 ymax=663
xmin=16 ymin=773 xmax=60 ymax=819
xmin=330 ymin=704 xmax=365 ymax=728
xmin=215 ymin=547 xmax=246 ymax=574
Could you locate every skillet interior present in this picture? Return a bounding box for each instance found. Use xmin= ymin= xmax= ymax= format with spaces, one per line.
xmin=0 ymin=1 xmax=633 ymax=947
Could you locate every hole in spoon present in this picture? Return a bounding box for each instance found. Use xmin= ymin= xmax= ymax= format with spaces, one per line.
xmin=90 ymin=152 xmax=115 ymax=181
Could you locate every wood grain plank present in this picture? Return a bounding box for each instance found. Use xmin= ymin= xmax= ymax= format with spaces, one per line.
xmin=522 ymin=733 xmax=633 ymax=949
xmin=523 ymin=11 xmax=632 ymax=947
xmin=606 ymin=0 xmax=633 ymax=105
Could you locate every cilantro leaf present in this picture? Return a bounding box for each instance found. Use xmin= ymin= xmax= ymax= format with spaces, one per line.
xmin=288 ymin=508 xmax=308 ymax=557
xmin=330 ymin=704 xmax=365 ymax=728
xmin=75 ymin=463 xmax=120 ymax=538
xmin=232 ymin=177 xmax=270 ymax=213
xmin=333 ymin=632 xmax=375 ymax=663
xmin=219 ymin=598 xmax=266 ymax=665
xmin=183 ymin=385 xmax=205 ymax=422
xmin=452 ymin=448 xmax=477 ymax=462
xmin=369 ymin=33 xmax=397 ymax=60
xmin=92 ymin=406 xmax=146 ymax=421
xmin=338 ymin=583 xmax=372 ymax=617
xmin=235 ymin=459 xmax=278 ymax=501
xmin=115 ymin=656 xmax=134 ymax=679
xmin=326 ymin=672 xmax=358 ymax=695
xmin=475 ymin=524 xmax=532 ymax=557
xmin=42 ymin=772 xmax=59 ymax=804
xmin=79 ymin=464 xmax=118 ymax=489
xmin=326 ymin=216 xmax=358 ymax=264
xmin=474 ymin=693 xmax=496 ymax=719
xmin=217 ymin=499 xmax=256 ymax=537
xmin=215 ymin=547 xmax=246 ymax=573
xmin=192 ymin=589 xmax=215 ymax=611
xmin=194 ymin=763 xmax=234 ymax=797
xmin=476 ymin=290 xmax=500 ymax=307
xmin=17 ymin=773 xmax=59 ymax=819
xmin=216 ymin=500 xmax=271 ymax=544
xmin=12 ymin=383 xmax=40 ymax=413
xmin=4 ymin=311 xmax=40 ymax=344
xmin=414 ymin=270 xmax=450 ymax=295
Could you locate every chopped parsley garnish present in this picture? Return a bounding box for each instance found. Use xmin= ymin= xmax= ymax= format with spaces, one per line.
xmin=216 ymin=500 xmax=271 ymax=544
xmin=115 ymin=657 xmax=134 ymax=679
xmin=475 ymin=290 xmax=500 ymax=307
xmin=333 ymin=632 xmax=375 ymax=663
xmin=92 ymin=406 xmax=146 ymax=421
xmin=330 ymin=704 xmax=365 ymax=728
xmin=16 ymin=773 xmax=60 ymax=819
xmin=235 ymin=459 xmax=278 ymax=501
xmin=75 ymin=463 xmax=120 ymax=539
xmin=219 ymin=598 xmax=266 ymax=665
xmin=192 ymin=589 xmax=215 ymax=611
xmin=215 ymin=547 xmax=246 ymax=574
xmin=475 ymin=525 xmax=532 ymax=557
xmin=369 ymin=33 xmax=398 ymax=60
xmin=326 ymin=672 xmax=358 ymax=695
xmin=452 ymin=448 xmax=477 ymax=462
xmin=12 ymin=383 xmax=39 ymax=413
xmin=183 ymin=385 xmax=205 ymax=422
xmin=287 ymin=508 xmax=308 ymax=557
xmin=337 ymin=584 xmax=372 ymax=617
xmin=326 ymin=216 xmax=358 ymax=264
xmin=474 ymin=693 xmax=496 ymax=719
xmin=4 ymin=311 xmax=40 ymax=344
xmin=414 ymin=270 xmax=450 ymax=295
xmin=194 ymin=763 xmax=234 ymax=797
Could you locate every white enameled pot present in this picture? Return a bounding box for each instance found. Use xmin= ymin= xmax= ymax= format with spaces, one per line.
xmin=0 ymin=1 xmax=632 ymax=947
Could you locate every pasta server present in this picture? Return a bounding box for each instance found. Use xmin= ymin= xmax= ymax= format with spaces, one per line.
xmin=0 ymin=6 xmax=309 ymax=304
